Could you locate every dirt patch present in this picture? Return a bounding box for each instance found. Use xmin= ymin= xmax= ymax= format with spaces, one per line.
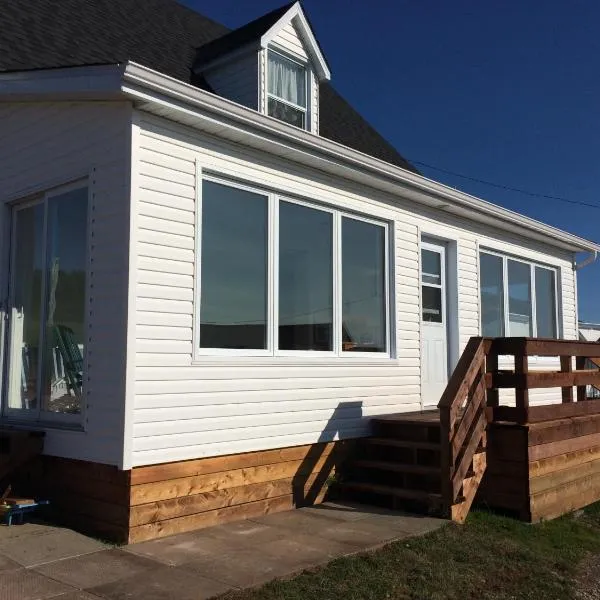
xmin=576 ymin=554 xmax=600 ymax=600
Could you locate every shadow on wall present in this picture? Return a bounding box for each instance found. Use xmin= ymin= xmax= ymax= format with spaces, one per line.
xmin=291 ymin=400 xmax=364 ymax=507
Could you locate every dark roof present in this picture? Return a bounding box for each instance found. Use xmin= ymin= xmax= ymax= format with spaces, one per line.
xmin=0 ymin=0 xmax=418 ymax=173
xmin=194 ymin=2 xmax=294 ymax=67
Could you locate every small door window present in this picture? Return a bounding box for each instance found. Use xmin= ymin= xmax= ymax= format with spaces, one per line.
xmin=421 ymin=248 xmax=444 ymax=323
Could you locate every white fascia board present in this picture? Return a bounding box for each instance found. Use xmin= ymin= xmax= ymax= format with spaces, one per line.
xmin=261 ymin=2 xmax=331 ymax=81
xmin=0 ymin=64 xmax=126 ymax=101
xmin=120 ymin=62 xmax=599 ymax=254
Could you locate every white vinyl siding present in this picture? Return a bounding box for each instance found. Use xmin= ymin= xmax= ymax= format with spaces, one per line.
xmin=272 ymin=22 xmax=308 ymax=59
xmin=130 ymin=110 xmax=577 ymax=467
xmin=203 ymin=52 xmax=260 ymax=110
xmin=0 ymin=101 xmax=133 ymax=466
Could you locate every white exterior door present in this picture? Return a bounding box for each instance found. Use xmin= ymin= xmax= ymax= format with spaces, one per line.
xmin=420 ymin=241 xmax=448 ymax=407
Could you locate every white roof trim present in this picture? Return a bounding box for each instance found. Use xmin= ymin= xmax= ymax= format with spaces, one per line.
xmin=261 ymin=2 xmax=331 ymax=81
xmin=1 ymin=62 xmax=597 ymax=254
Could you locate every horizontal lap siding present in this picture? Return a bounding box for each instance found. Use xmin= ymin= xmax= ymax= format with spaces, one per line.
xmin=132 ymin=111 xmax=577 ymax=467
xmin=273 ymin=22 xmax=307 ymax=59
xmin=0 ymin=102 xmax=132 ymax=466
xmin=133 ymin=114 xmax=420 ymax=467
xmin=204 ymin=53 xmax=259 ymax=110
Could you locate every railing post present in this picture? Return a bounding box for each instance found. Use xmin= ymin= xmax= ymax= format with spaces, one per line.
xmin=515 ymin=351 xmax=529 ymax=424
xmin=439 ymin=407 xmax=452 ymax=518
xmin=560 ymin=355 xmax=574 ymax=403
xmin=486 ymin=349 xmax=498 ymax=420
xmin=576 ymin=356 xmax=587 ymax=402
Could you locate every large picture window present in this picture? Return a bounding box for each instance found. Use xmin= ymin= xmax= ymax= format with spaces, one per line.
xmin=6 ymin=184 xmax=88 ymax=421
xmin=479 ymin=250 xmax=559 ymax=338
xmin=198 ymin=178 xmax=390 ymax=356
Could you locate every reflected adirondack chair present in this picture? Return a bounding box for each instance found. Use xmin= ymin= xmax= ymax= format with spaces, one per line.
xmin=53 ymin=325 xmax=83 ymax=399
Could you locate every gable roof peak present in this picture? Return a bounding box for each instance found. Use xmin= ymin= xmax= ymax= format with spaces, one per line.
xmin=193 ymin=1 xmax=330 ymax=80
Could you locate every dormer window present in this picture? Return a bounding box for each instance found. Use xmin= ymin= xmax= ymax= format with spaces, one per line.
xmin=267 ymin=50 xmax=307 ymax=129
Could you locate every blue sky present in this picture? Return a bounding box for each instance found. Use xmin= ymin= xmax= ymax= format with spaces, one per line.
xmin=184 ymin=0 xmax=600 ymax=324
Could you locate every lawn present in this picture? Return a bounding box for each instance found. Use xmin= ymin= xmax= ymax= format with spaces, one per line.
xmin=218 ymin=505 xmax=600 ymax=600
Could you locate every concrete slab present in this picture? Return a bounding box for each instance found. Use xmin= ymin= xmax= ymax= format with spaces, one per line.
xmin=89 ymin=565 xmax=231 ymax=600
xmin=52 ymin=593 xmax=106 ymax=600
xmin=0 ymin=528 xmax=107 ymax=567
xmin=0 ymin=554 xmax=22 ymax=573
xmin=125 ymin=529 xmax=241 ymax=566
xmin=249 ymin=508 xmax=349 ymax=534
xmin=180 ymin=545 xmax=299 ymax=589
xmin=369 ymin=512 xmax=445 ymax=536
xmin=0 ymin=522 xmax=57 ymax=541
xmin=0 ymin=568 xmax=75 ymax=600
xmin=34 ymin=548 xmax=158 ymax=589
xmin=311 ymin=517 xmax=413 ymax=548
xmin=299 ymin=501 xmax=402 ymax=522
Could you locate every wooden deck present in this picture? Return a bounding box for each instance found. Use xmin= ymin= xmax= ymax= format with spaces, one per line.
xmin=342 ymin=337 xmax=600 ymax=524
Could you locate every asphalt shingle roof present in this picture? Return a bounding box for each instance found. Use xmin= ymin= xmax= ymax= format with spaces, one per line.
xmin=0 ymin=0 xmax=417 ymax=173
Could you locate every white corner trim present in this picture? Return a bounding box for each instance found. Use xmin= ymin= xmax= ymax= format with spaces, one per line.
xmin=260 ymin=2 xmax=331 ymax=81
xmin=120 ymin=107 xmax=141 ymax=470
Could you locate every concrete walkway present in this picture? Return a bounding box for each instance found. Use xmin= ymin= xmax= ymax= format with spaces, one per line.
xmin=0 ymin=502 xmax=444 ymax=600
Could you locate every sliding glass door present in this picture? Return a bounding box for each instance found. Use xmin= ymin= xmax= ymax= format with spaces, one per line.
xmin=5 ymin=184 xmax=88 ymax=423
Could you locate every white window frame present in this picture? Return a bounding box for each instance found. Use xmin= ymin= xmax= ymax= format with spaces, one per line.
xmin=3 ymin=180 xmax=89 ymax=426
xmin=479 ymin=248 xmax=560 ymax=338
xmin=266 ymin=48 xmax=308 ymax=129
xmin=420 ymin=241 xmax=446 ymax=325
xmin=195 ymin=172 xmax=392 ymax=359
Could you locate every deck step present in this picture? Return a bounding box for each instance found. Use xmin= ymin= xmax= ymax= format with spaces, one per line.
xmin=342 ymin=481 xmax=443 ymax=503
xmin=371 ymin=411 xmax=440 ymax=427
xmin=365 ymin=437 xmax=440 ymax=451
xmin=353 ymin=459 xmax=440 ymax=476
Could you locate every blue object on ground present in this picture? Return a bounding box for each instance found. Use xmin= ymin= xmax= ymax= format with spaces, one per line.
xmin=3 ymin=500 xmax=49 ymax=525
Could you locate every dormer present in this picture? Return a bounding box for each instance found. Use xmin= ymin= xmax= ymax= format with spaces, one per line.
xmin=193 ymin=2 xmax=330 ymax=134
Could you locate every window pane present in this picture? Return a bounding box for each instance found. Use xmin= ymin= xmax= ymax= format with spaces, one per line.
xmin=268 ymin=97 xmax=305 ymax=128
xmin=421 ymin=249 xmax=441 ymax=285
xmin=342 ymin=218 xmax=386 ymax=353
xmin=279 ymin=202 xmax=332 ymax=351
xmin=508 ymin=259 xmax=532 ymax=336
xmin=41 ymin=188 xmax=88 ymax=414
xmin=200 ymin=181 xmax=268 ymax=349
xmin=7 ymin=203 xmax=44 ymax=411
xmin=268 ymin=51 xmax=306 ymax=107
xmin=480 ymin=253 xmax=504 ymax=337
xmin=422 ymin=286 xmax=442 ymax=322
xmin=535 ymin=267 xmax=557 ymax=338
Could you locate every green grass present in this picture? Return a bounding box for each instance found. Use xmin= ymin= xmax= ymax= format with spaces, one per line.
xmin=218 ymin=506 xmax=600 ymax=600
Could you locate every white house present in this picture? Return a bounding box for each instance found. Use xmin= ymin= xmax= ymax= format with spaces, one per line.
xmin=0 ymin=0 xmax=598 ymax=542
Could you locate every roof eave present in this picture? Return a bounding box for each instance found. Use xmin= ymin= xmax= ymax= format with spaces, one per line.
xmin=1 ymin=62 xmax=596 ymax=255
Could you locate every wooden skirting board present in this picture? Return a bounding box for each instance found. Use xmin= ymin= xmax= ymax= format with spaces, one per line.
xmin=22 ymin=441 xmax=353 ymax=544
xmin=480 ymin=413 xmax=600 ymax=522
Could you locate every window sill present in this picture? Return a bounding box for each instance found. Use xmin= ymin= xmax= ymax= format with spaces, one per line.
xmin=0 ymin=417 xmax=85 ymax=433
xmin=191 ymin=354 xmax=398 ymax=367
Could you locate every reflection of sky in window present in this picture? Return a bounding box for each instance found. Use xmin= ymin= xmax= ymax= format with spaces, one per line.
xmin=508 ymin=260 xmax=531 ymax=315
xmin=535 ymin=267 xmax=556 ymax=337
xmin=279 ymin=201 xmax=332 ymax=326
xmin=342 ymin=218 xmax=386 ymax=349
xmin=200 ymin=182 xmax=267 ymax=326
xmin=480 ymin=253 xmax=504 ymax=336
xmin=30 ymin=188 xmax=88 ymax=273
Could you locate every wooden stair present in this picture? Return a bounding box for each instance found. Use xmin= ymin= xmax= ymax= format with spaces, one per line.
xmin=341 ymin=410 xmax=485 ymax=519
xmin=341 ymin=411 xmax=444 ymax=514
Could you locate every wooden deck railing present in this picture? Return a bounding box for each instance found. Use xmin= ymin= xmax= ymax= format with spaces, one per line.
xmin=486 ymin=338 xmax=600 ymax=424
xmin=438 ymin=336 xmax=600 ymax=522
xmin=438 ymin=337 xmax=489 ymax=522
